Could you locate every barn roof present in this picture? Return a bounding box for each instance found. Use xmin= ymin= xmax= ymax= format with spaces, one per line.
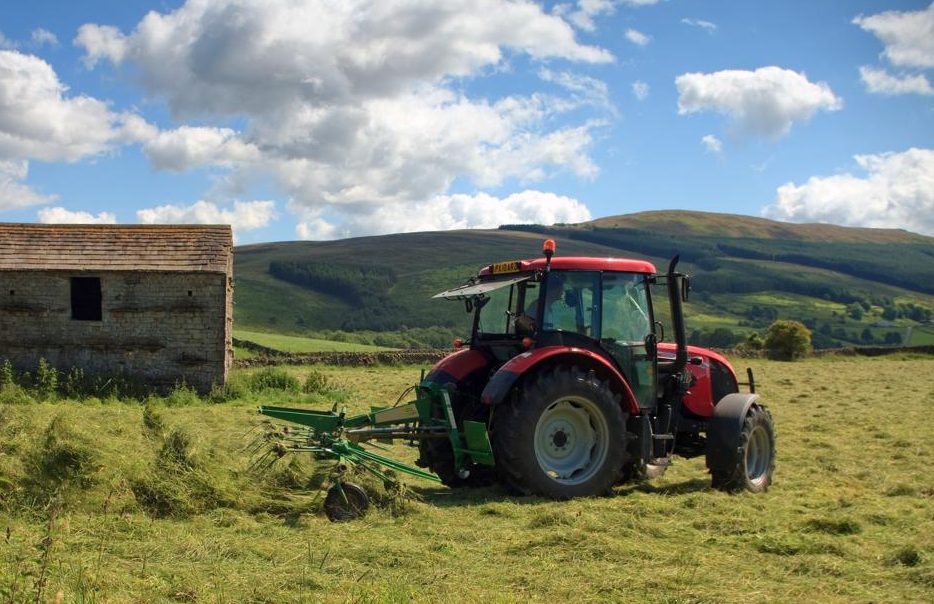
xmin=0 ymin=224 xmax=233 ymax=273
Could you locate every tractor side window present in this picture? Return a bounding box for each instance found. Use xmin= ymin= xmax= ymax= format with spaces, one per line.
xmin=602 ymin=273 xmax=655 ymax=408
xmin=541 ymin=271 xmax=598 ymax=336
xmin=602 ymin=273 xmax=651 ymax=343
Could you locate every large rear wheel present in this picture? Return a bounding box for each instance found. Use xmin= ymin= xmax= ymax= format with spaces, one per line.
xmin=492 ymin=366 xmax=627 ymax=499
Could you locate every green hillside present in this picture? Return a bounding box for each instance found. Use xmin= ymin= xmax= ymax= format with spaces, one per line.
xmin=233 ymin=211 xmax=934 ymax=349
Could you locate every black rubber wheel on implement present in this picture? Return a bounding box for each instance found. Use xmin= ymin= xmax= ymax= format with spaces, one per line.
xmin=492 ymin=366 xmax=627 ymax=499
xmin=710 ymin=405 xmax=775 ymax=493
xmin=323 ymin=482 xmax=369 ymax=522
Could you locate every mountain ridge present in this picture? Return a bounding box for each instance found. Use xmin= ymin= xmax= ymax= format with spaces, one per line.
xmin=233 ymin=210 xmax=934 ymax=349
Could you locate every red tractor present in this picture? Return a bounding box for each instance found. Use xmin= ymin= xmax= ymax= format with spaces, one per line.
xmin=418 ymin=240 xmax=775 ymax=498
xmin=260 ymin=240 xmax=776 ymax=517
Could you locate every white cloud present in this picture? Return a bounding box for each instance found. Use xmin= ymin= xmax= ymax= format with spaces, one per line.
xmin=0 ymin=160 xmax=56 ymax=210
xmin=681 ymin=18 xmax=717 ymax=32
xmin=0 ymin=32 xmax=15 ymax=50
xmin=76 ymin=0 xmax=613 ymax=234
xmin=296 ymin=190 xmax=592 ymax=239
xmin=37 ymin=207 xmax=116 ymax=224
xmin=538 ymin=69 xmax=611 ymax=110
xmin=853 ymin=2 xmax=934 ymax=69
xmin=76 ymin=0 xmax=611 ymax=117
xmin=565 ymin=0 xmax=616 ymax=32
xmin=295 ymin=214 xmax=339 ymax=241
xmin=859 ymin=66 xmax=934 ymax=96
xmin=676 ymin=66 xmax=843 ymax=140
xmin=137 ymin=200 xmax=278 ymax=237
xmin=632 ymin=80 xmax=649 ymax=101
xmin=74 ymin=24 xmax=127 ymax=67
xmin=701 ymin=134 xmax=722 ymax=154
xmin=143 ymin=126 xmax=260 ymax=171
xmin=30 ymin=29 xmax=58 ymax=47
xmin=0 ymin=50 xmax=145 ymax=162
xmin=763 ymin=148 xmax=934 ymax=236
xmin=625 ymin=29 xmax=651 ymax=46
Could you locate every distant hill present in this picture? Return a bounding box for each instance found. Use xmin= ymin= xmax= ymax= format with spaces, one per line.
xmin=234 ymin=211 xmax=934 ymax=349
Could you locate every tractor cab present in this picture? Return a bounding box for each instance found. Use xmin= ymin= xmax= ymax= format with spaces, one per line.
xmin=433 ymin=241 xmax=679 ymax=411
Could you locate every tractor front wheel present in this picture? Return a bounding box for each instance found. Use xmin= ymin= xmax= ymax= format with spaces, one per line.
xmin=709 ymin=404 xmax=775 ymax=493
xmin=492 ymin=367 xmax=626 ymax=499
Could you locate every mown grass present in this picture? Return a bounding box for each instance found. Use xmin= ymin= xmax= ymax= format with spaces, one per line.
xmin=234 ymin=329 xmax=397 ymax=353
xmin=1 ymin=356 xmax=933 ymax=602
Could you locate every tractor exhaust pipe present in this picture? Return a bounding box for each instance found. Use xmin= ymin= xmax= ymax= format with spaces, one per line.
xmin=666 ymin=255 xmax=688 ymax=374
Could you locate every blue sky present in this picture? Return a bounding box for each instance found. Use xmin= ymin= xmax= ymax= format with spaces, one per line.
xmin=1 ymin=0 xmax=932 ymax=243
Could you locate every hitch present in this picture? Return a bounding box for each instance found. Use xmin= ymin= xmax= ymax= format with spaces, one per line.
xmin=255 ymin=380 xmax=495 ymax=520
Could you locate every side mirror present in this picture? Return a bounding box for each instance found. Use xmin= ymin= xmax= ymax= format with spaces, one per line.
xmin=681 ymin=276 xmax=690 ymax=302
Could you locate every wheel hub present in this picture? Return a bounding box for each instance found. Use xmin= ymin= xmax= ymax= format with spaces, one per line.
xmin=552 ymin=429 xmax=569 ymax=449
xmin=533 ymin=397 xmax=609 ymax=485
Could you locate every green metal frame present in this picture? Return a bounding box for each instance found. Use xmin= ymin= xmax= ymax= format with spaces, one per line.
xmin=258 ymin=380 xmax=495 ymax=487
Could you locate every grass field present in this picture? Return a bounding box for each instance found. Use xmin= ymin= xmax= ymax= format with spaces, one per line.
xmin=234 ymin=329 xmax=397 ymax=353
xmin=1 ymin=356 xmax=933 ymax=602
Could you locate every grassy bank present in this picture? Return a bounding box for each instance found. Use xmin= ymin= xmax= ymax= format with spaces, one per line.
xmin=1 ymin=357 xmax=933 ymax=602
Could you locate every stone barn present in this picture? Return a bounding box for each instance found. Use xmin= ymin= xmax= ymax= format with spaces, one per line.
xmin=0 ymin=224 xmax=233 ymax=393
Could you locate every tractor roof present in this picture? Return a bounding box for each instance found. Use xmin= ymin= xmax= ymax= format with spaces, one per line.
xmin=478 ymin=256 xmax=656 ymax=277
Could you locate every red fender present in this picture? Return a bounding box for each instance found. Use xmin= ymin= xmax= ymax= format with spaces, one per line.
xmin=425 ymin=348 xmax=490 ymax=383
xmin=480 ymin=346 xmax=640 ymax=414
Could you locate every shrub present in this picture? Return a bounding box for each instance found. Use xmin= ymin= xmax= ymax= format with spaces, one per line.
xmin=0 ymin=358 xmax=14 ymax=388
xmin=764 ymin=320 xmax=813 ymax=361
xmin=35 ymin=358 xmax=58 ymax=400
xmin=246 ymin=367 xmax=300 ymax=393
xmin=746 ymin=332 xmax=764 ymax=350
xmin=303 ymin=370 xmax=330 ymax=394
xmin=164 ymin=381 xmax=201 ymax=406
xmin=62 ymin=367 xmax=86 ymax=399
xmin=207 ymin=379 xmax=247 ymax=403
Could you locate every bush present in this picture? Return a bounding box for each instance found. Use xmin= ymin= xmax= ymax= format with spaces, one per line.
xmin=164 ymin=381 xmax=201 ymax=406
xmin=246 ymin=367 xmax=300 ymax=393
xmin=0 ymin=358 xmax=14 ymax=389
xmin=746 ymin=332 xmax=764 ymax=350
xmin=303 ymin=370 xmax=330 ymax=394
xmin=35 ymin=358 xmax=58 ymax=400
xmin=764 ymin=320 xmax=813 ymax=361
xmin=207 ymin=379 xmax=247 ymax=403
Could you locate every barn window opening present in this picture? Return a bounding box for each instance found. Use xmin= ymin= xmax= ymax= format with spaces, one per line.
xmin=188 ymin=290 xmax=193 ymax=297
xmin=71 ymin=277 xmax=102 ymax=321
xmin=8 ymin=290 xmax=13 ymax=296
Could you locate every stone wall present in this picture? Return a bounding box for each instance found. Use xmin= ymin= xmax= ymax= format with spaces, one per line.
xmin=0 ymin=270 xmax=230 ymax=393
